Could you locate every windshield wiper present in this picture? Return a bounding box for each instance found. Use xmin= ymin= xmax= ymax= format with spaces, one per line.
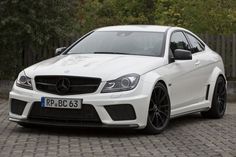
xmin=93 ymin=52 xmax=131 ymax=55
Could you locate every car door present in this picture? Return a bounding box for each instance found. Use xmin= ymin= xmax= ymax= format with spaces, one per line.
xmin=184 ymin=32 xmax=215 ymax=102
xmin=159 ymin=31 xmax=200 ymax=111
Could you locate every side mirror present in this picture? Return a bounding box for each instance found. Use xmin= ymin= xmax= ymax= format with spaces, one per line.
xmin=174 ymin=49 xmax=192 ymax=60
xmin=55 ymin=47 xmax=67 ymax=56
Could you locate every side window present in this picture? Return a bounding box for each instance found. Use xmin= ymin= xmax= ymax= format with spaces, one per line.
xmin=186 ymin=33 xmax=205 ymax=53
xmin=170 ymin=32 xmax=190 ymax=52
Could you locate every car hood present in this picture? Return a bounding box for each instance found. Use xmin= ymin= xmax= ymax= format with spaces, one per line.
xmin=25 ymin=54 xmax=165 ymax=81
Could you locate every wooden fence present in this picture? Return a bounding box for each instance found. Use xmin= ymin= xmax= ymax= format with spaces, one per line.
xmin=200 ymin=34 xmax=236 ymax=79
xmin=21 ymin=34 xmax=236 ymax=79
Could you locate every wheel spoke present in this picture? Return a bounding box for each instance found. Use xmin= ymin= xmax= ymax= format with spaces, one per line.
xmin=157 ymin=109 xmax=168 ymax=117
xmin=150 ymin=113 xmax=155 ymax=123
xmin=219 ymin=88 xmax=226 ymax=96
xmin=149 ymin=107 xmax=155 ymax=112
xmin=154 ymin=90 xmax=158 ymax=100
xmin=157 ymin=89 xmax=162 ymax=100
xmin=153 ymin=90 xmax=158 ymax=104
xmin=218 ymin=82 xmax=225 ymax=94
xmin=151 ymin=99 xmax=157 ymax=106
xmin=155 ymin=113 xmax=159 ymax=126
xmin=219 ymin=97 xmax=225 ymax=103
xmin=219 ymin=101 xmax=225 ymax=111
xmin=157 ymin=113 xmax=164 ymax=125
xmin=159 ymin=95 xmax=166 ymax=104
xmin=160 ymin=104 xmax=169 ymax=108
xmin=219 ymin=103 xmax=223 ymax=112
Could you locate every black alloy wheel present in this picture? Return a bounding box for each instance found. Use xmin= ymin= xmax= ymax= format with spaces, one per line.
xmin=201 ymin=76 xmax=227 ymax=118
xmin=144 ymin=82 xmax=170 ymax=134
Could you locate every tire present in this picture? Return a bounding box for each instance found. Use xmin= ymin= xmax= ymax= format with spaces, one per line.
xmin=201 ymin=76 xmax=227 ymax=118
xmin=144 ymin=82 xmax=171 ymax=134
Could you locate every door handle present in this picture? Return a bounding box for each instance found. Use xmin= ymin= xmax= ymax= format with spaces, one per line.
xmin=195 ymin=60 xmax=200 ymax=66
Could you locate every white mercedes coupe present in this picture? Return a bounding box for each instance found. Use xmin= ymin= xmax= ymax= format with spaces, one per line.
xmin=9 ymin=25 xmax=227 ymax=134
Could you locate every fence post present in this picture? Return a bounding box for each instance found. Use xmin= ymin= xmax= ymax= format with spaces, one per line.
xmin=233 ymin=34 xmax=236 ymax=78
xmin=221 ymin=35 xmax=226 ymax=65
xmin=216 ymin=35 xmax=221 ymax=54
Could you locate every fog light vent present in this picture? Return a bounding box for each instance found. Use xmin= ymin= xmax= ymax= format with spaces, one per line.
xmin=105 ymin=104 xmax=136 ymax=121
xmin=10 ymin=99 xmax=27 ymax=115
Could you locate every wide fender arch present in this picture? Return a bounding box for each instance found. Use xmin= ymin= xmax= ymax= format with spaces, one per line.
xmin=207 ymin=66 xmax=226 ymax=104
xmin=141 ymin=71 xmax=170 ymax=102
xmin=140 ymin=71 xmax=170 ymax=127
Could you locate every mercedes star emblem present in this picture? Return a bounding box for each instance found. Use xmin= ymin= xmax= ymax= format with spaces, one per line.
xmin=56 ymin=78 xmax=70 ymax=94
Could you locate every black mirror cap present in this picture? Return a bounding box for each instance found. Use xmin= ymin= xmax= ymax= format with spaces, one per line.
xmin=55 ymin=47 xmax=67 ymax=56
xmin=174 ymin=49 xmax=192 ymax=60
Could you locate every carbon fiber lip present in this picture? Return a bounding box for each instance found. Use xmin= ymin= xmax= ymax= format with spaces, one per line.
xmin=9 ymin=117 xmax=139 ymax=128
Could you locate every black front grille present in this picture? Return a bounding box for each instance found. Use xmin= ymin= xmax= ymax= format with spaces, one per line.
xmin=11 ymin=99 xmax=27 ymax=115
xmin=105 ymin=104 xmax=136 ymax=121
xmin=28 ymin=102 xmax=101 ymax=123
xmin=35 ymin=76 xmax=101 ymax=95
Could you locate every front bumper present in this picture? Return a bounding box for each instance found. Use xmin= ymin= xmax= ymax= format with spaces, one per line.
xmin=9 ymin=80 xmax=152 ymax=129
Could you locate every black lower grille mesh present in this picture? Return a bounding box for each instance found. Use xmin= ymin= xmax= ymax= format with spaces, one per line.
xmin=11 ymin=99 xmax=27 ymax=115
xmin=28 ymin=102 xmax=101 ymax=123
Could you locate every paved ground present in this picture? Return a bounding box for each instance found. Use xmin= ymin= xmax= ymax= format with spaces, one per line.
xmin=0 ymin=99 xmax=235 ymax=157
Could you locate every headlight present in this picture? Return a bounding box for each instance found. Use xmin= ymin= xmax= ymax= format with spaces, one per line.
xmin=101 ymin=74 xmax=140 ymax=93
xmin=16 ymin=71 xmax=33 ymax=90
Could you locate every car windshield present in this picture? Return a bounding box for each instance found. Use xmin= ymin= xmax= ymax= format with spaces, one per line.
xmin=67 ymin=31 xmax=165 ymax=57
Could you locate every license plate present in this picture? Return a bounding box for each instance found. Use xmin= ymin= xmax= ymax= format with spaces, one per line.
xmin=41 ymin=97 xmax=82 ymax=109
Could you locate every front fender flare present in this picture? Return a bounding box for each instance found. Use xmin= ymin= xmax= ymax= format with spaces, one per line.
xmin=207 ymin=66 xmax=226 ymax=105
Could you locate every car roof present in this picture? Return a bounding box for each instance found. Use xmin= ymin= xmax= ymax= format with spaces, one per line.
xmin=95 ymin=25 xmax=171 ymax=32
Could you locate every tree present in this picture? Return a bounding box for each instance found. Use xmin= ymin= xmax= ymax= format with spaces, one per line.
xmin=154 ymin=0 xmax=236 ymax=34
xmin=0 ymin=0 xmax=79 ymax=79
xmin=78 ymin=0 xmax=157 ymax=34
